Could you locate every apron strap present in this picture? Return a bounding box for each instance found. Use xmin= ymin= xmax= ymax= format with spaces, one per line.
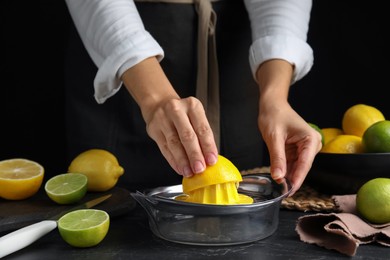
xmin=194 ymin=0 xmax=220 ymax=150
xmin=135 ymin=0 xmax=221 ymax=150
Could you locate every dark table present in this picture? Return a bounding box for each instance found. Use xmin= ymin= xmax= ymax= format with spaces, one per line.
xmin=2 ymin=203 xmax=388 ymax=260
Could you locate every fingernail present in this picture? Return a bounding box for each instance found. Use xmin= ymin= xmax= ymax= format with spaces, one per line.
xmin=193 ymin=161 xmax=205 ymax=174
xmin=206 ymin=153 xmax=217 ymax=165
xmin=272 ymin=169 xmax=283 ymax=180
xmin=183 ymin=166 xmax=193 ymax=177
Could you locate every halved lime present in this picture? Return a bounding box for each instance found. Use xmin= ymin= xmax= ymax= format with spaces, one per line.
xmin=45 ymin=173 xmax=87 ymax=204
xmin=58 ymin=209 xmax=110 ymax=247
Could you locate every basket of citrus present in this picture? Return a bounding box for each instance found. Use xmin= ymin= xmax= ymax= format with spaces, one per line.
xmin=306 ymin=103 xmax=390 ymax=194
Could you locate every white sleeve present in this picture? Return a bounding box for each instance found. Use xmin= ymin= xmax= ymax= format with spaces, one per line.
xmin=65 ymin=0 xmax=164 ymax=104
xmin=244 ymin=0 xmax=313 ymax=84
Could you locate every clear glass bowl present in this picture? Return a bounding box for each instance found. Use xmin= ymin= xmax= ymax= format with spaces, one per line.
xmin=131 ymin=174 xmax=292 ymax=246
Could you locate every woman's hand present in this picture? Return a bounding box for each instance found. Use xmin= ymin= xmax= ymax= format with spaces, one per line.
xmin=121 ymin=57 xmax=218 ymax=178
xmin=257 ymin=59 xmax=322 ymax=195
xmin=145 ymin=96 xmax=219 ymax=177
xmin=258 ymin=101 xmax=322 ymax=195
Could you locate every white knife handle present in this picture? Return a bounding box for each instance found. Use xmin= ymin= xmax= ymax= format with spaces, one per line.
xmin=0 ymin=220 xmax=57 ymax=258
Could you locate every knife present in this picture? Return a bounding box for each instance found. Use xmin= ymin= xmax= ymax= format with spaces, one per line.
xmin=0 ymin=194 xmax=112 ymax=258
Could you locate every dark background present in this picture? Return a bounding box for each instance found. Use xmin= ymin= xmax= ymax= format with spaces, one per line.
xmin=1 ymin=1 xmax=389 ymax=180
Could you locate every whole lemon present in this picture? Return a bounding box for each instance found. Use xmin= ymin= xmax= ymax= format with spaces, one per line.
xmin=342 ymin=104 xmax=385 ymax=137
xmin=321 ymin=127 xmax=344 ymax=146
xmin=362 ymin=120 xmax=390 ymax=153
xmin=68 ymin=149 xmax=124 ymax=192
xmin=320 ymin=134 xmax=363 ymax=154
xmin=356 ymin=178 xmax=390 ymax=224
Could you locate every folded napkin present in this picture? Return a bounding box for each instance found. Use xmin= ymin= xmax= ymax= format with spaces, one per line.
xmin=295 ymin=194 xmax=390 ymax=256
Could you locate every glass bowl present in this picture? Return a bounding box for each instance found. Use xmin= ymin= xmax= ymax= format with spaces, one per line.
xmin=130 ymin=174 xmax=291 ymax=246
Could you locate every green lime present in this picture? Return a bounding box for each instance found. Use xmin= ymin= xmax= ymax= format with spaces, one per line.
xmin=362 ymin=120 xmax=390 ymax=153
xmin=45 ymin=173 xmax=87 ymax=204
xmin=308 ymin=122 xmax=325 ymax=146
xmin=58 ymin=209 xmax=110 ymax=248
xmin=356 ymin=178 xmax=390 ymax=224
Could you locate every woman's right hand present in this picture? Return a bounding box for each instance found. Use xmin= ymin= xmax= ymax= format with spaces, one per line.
xmin=121 ymin=57 xmax=218 ymax=178
xmin=145 ymin=96 xmax=218 ymax=177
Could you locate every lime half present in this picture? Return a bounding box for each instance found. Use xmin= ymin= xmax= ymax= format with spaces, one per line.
xmin=58 ymin=209 xmax=110 ymax=247
xmin=45 ymin=173 xmax=87 ymax=204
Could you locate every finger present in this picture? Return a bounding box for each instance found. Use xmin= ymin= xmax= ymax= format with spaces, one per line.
xmin=169 ymin=98 xmax=207 ymax=174
xmin=266 ymin=134 xmax=287 ymax=182
xmin=287 ymin=134 xmax=322 ymax=195
xmin=148 ymin=128 xmax=182 ymax=176
xmin=158 ymin=114 xmax=195 ymax=177
xmin=146 ymin=109 xmax=193 ymax=177
xmin=187 ymin=99 xmax=218 ymax=166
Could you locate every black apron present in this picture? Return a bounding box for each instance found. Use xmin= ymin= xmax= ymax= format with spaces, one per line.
xmin=64 ymin=0 xmax=265 ymax=190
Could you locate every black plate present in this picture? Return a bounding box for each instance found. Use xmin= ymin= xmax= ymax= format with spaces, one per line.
xmin=305 ymin=152 xmax=390 ymax=195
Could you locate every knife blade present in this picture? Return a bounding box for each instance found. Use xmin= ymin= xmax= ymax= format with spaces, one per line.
xmin=0 ymin=194 xmax=112 ymax=258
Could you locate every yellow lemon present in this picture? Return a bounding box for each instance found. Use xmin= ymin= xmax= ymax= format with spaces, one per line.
xmin=321 ymin=127 xmax=344 ymax=146
xmin=356 ymin=178 xmax=390 ymax=224
xmin=342 ymin=104 xmax=385 ymax=137
xmin=320 ymin=134 xmax=363 ymax=154
xmin=68 ymin=149 xmax=124 ymax=192
xmin=0 ymin=159 xmax=44 ymax=200
xmin=362 ymin=120 xmax=390 ymax=153
xmin=178 ymin=155 xmax=253 ymax=205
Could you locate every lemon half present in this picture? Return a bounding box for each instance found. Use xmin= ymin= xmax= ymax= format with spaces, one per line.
xmin=0 ymin=158 xmax=44 ymax=200
xmin=178 ymin=155 xmax=253 ymax=205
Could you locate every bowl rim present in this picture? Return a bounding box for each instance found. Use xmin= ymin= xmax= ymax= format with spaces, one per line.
xmin=136 ymin=174 xmax=292 ymax=214
xmin=317 ymin=152 xmax=390 ymax=156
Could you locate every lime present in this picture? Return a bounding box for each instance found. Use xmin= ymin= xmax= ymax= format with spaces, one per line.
xmin=68 ymin=149 xmax=124 ymax=192
xmin=58 ymin=209 xmax=110 ymax=248
xmin=362 ymin=120 xmax=390 ymax=153
xmin=356 ymin=178 xmax=390 ymax=224
xmin=0 ymin=158 xmax=44 ymax=200
xmin=308 ymin=123 xmax=325 ymax=146
xmin=45 ymin=173 xmax=88 ymax=204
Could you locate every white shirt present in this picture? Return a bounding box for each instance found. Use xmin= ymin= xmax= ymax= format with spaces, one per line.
xmin=65 ymin=0 xmax=313 ymax=104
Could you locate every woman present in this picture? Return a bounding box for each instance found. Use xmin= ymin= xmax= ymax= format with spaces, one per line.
xmin=64 ymin=0 xmax=321 ymax=194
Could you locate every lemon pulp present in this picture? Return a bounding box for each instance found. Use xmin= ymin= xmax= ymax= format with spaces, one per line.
xmin=0 ymin=158 xmax=44 ymax=200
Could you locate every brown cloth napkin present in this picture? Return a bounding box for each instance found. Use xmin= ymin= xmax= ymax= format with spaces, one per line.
xmin=295 ymin=194 xmax=390 ymax=256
